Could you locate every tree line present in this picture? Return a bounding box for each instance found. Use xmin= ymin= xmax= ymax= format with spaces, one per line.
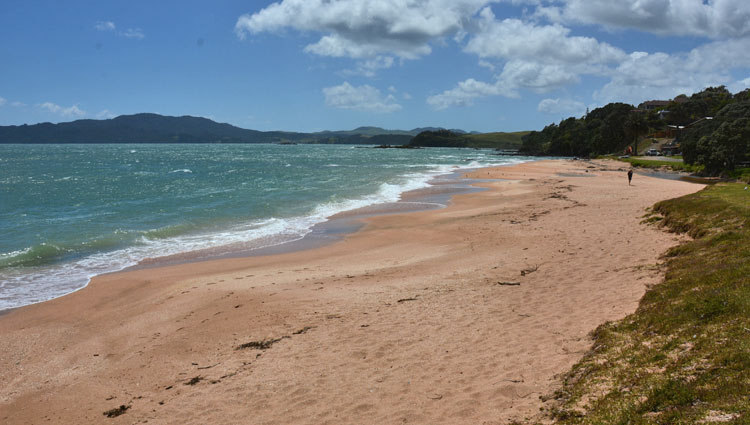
xmin=520 ymin=86 xmax=750 ymax=175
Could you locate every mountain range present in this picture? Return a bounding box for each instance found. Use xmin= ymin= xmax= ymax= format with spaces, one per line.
xmin=0 ymin=113 xmax=474 ymax=145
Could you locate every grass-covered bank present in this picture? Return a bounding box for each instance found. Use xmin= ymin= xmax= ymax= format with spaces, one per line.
xmin=541 ymin=183 xmax=749 ymax=424
xmin=603 ymin=155 xmax=705 ymax=174
xmin=607 ymin=155 xmax=750 ymax=183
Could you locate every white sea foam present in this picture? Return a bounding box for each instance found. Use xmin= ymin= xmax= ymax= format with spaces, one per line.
xmin=0 ymin=153 xmax=532 ymax=311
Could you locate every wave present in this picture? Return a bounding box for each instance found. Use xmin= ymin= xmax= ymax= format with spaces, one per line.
xmin=0 ymin=152 xmax=532 ymax=311
xmin=0 ymin=244 xmax=67 ymax=269
xmin=0 ymin=235 xmax=132 ymax=270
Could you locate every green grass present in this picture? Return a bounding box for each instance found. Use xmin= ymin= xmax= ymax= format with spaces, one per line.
xmin=603 ymin=155 xmax=705 ymax=173
xmin=728 ymin=168 xmax=750 ymax=183
xmin=463 ymin=131 xmax=530 ymax=149
xmin=542 ymin=183 xmax=750 ymax=424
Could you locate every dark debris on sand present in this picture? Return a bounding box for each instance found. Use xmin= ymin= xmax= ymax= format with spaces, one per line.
xmin=103 ymin=404 xmax=130 ymax=418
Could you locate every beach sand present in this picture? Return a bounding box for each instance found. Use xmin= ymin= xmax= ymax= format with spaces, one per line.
xmin=0 ymin=159 xmax=704 ymax=424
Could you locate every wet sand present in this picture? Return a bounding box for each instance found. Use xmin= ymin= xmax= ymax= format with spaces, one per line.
xmin=0 ymin=159 xmax=703 ymax=424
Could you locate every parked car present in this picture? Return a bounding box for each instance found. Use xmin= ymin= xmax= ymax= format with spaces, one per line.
xmin=645 ymin=149 xmax=662 ymax=156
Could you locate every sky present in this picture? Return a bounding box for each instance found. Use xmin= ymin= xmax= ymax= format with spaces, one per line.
xmin=1 ymin=0 xmax=750 ymax=133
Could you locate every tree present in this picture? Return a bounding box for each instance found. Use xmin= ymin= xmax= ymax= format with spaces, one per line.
xmin=520 ymin=124 xmax=555 ymax=155
xmin=694 ymin=118 xmax=750 ymax=173
xmin=624 ymin=111 xmax=648 ymax=155
xmin=682 ymin=100 xmax=750 ymax=170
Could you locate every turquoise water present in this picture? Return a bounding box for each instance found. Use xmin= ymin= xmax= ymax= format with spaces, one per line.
xmin=0 ymin=144 xmax=530 ymax=310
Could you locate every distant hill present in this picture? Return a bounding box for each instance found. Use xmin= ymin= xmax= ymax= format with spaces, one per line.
xmin=312 ymin=126 xmax=470 ymax=138
xmin=409 ymin=130 xmax=529 ymax=149
xmin=0 ymin=113 xmax=480 ymax=145
xmin=0 ymin=113 xmax=279 ymax=143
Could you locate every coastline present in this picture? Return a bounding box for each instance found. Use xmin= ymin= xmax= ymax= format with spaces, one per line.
xmin=0 ymin=164 xmax=495 ymax=313
xmin=130 ymin=166 xmax=490 ymax=270
xmin=0 ymin=148 xmax=521 ymax=313
xmin=0 ymin=159 xmax=704 ymax=424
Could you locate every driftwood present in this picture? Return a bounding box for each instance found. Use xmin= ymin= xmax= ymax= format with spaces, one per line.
xmin=397 ymin=297 xmax=419 ymax=303
xmin=497 ymin=281 xmax=521 ymax=286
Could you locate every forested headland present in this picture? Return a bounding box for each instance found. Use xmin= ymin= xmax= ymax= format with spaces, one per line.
xmin=520 ymin=86 xmax=750 ymax=176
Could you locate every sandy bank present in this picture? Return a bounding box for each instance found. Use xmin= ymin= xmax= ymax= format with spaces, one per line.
xmin=0 ymin=159 xmax=703 ymax=424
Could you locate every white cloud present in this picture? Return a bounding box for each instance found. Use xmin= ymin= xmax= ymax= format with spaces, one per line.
xmin=234 ymin=0 xmax=750 ymax=111
xmin=121 ymin=28 xmax=145 ymax=39
xmin=729 ymin=77 xmax=750 ymax=93
xmin=236 ymin=0 xmax=493 ymax=61
xmin=431 ymin=59 xmax=583 ymax=107
xmin=96 ymin=109 xmax=116 ymax=119
xmin=323 ymin=82 xmax=402 ymax=113
xmin=95 ymin=21 xmax=116 ymax=31
xmin=537 ymin=98 xmax=586 ymax=115
xmin=497 ymin=60 xmax=580 ymax=92
xmin=0 ymin=96 xmax=6 ymax=107
xmin=95 ymin=21 xmax=145 ymax=39
xmin=478 ymin=60 xmax=495 ymax=71
xmin=342 ymin=55 xmax=396 ymax=77
xmin=541 ymin=0 xmax=750 ymax=39
xmin=427 ymin=78 xmax=517 ymax=109
xmin=430 ymin=7 xmax=628 ymax=108
xmin=11 ymin=101 xmax=26 ymax=107
xmin=595 ymin=37 xmax=750 ymax=104
xmin=433 ymin=3 xmax=750 ymax=110
xmin=39 ymin=102 xmax=86 ymax=118
xmin=466 ymin=8 xmax=626 ymax=67
xmin=463 ymin=7 xmax=625 ymax=92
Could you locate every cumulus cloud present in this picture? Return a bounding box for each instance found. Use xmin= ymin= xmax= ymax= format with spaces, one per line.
xmin=0 ymin=96 xmax=6 ymax=107
xmin=236 ymin=0 xmax=492 ymax=60
xmin=430 ymin=7 xmax=628 ymax=109
xmin=236 ymin=0 xmax=750 ymax=111
xmin=323 ymin=82 xmax=402 ymax=113
xmin=39 ymin=102 xmax=86 ymax=118
xmin=539 ymin=0 xmax=750 ymax=39
xmin=427 ymin=78 xmax=517 ymax=109
xmin=595 ymin=37 xmax=750 ymax=104
xmin=466 ymin=8 xmax=626 ymax=66
xmin=498 ymin=60 xmax=580 ymax=91
xmin=537 ymin=98 xmax=586 ymax=115
xmin=433 ymin=3 xmax=750 ymax=110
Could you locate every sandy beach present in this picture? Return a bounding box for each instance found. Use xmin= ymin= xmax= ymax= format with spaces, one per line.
xmin=0 ymin=159 xmax=704 ymax=424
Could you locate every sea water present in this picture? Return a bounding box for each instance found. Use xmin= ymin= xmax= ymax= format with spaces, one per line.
xmin=0 ymin=143 xmax=530 ymax=310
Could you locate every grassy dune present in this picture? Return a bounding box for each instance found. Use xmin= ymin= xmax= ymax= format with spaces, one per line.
xmin=544 ymin=183 xmax=750 ymax=424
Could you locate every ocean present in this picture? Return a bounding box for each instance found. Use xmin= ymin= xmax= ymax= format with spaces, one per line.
xmin=0 ymin=143 xmax=530 ymax=310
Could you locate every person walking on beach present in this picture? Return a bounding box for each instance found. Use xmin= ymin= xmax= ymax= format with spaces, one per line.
xmin=627 ymin=169 xmax=633 ymax=185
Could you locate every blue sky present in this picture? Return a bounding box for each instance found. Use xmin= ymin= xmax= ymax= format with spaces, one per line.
xmin=1 ymin=0 xmax=749 ymax=133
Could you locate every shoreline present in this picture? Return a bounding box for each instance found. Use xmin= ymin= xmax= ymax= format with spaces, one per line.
xmin=0 ymin=159 xmax=704 ymax=424
xmin=129 ymin=166 xmax=492 ymax=270
xmin=0 ymin=160 xmax=514 ymax=313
